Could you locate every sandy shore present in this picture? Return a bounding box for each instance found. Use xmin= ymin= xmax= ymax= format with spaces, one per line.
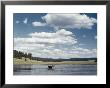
xmin=13 ymin=58 xmax=97 ymax=65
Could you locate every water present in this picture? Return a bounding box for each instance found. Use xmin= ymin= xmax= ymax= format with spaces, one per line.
xmin=14 ymin=64 xmax=97 ymax=75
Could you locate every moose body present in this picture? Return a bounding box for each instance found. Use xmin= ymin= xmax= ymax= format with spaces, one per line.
xmin=48 ymin=65 xmax=54 ymax=70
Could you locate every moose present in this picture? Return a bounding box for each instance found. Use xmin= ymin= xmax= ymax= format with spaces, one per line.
xmin=48 ymin=65 xmax=55 ymax=70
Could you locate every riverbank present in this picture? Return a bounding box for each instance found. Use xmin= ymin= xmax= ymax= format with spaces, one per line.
xmin=14 ymin=58 xmax=97 ymax=65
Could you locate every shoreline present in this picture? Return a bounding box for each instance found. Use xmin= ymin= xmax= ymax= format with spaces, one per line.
xmin=14 ymin=59 xmax=97 ymax=65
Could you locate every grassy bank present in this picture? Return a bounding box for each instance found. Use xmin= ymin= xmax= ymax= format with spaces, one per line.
xmin=13 ymin=58 xmax=97 ymax=65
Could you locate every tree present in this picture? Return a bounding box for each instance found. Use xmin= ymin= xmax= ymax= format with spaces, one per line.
xmin=13 ymin=50 xmax=33 ymax=60
xmin=28 ymin=53 xmax=32 ymax=60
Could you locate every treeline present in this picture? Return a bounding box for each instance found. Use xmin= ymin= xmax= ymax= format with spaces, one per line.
xmin=32 ymin=57 xmax=97 ymax=62
xmin=14 ymin=50 xmax=32 ymax=59
xmin=70 ymin=58 xmax=97 ymax=61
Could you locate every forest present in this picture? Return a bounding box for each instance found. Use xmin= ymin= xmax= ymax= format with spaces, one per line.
xmin=13 ymin=50 xmax=32 ymax=60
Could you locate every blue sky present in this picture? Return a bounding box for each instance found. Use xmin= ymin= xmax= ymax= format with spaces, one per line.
xmin=14 ymin=13 xmax=97 ymax=59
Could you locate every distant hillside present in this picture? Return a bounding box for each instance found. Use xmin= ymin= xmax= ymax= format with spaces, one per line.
xmin=32 ymin=57 xmax=97 ymax=62
xmin=70 ymin=58 xmax=97 ymax=61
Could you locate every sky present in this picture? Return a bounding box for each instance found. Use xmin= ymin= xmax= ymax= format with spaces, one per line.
xmin=14 ymin=13 xmax=97 ymax=59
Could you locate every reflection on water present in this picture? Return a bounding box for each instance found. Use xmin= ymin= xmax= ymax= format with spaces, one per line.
xmin=14 ymin=64 xmax=97 ymax=75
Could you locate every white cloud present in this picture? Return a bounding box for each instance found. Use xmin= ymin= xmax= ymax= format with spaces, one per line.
xmin=32 ymin=21 xmax=46 ymax=26
xmin=41 ymin=13 xmax=97 ymax=29
xmin=57 ymin=29 xmax=73 ymax=36
xmin=29 ymin=29 xmax=73 ymax=38
xmin=14 ymin=42 xmax=97 ymax=59
xmin=16 ymin=21 xmax=19 ymax=24
xmin=15 ymin=29 xmax=77 ymax=46
xmin=79 ymin=44 xmax=86 ymax=46
xmin=14 ymin=29 xmax=97 ymax=59
xmin=65 ymin=48 xmax=97 ymax=58
xmin=23 ymin=18 xmax=28 ymax=24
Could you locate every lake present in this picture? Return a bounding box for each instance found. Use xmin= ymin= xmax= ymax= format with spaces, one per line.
xmin=14 ymin=64 xmax=97 ymax=75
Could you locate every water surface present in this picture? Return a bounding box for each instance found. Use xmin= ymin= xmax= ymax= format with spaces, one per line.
xmin=14 ymin=64 xmax=97 ymax=75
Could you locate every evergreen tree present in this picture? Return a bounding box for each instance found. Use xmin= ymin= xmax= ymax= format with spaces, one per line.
xmin=13 ymin=50 xmax=32 ymax=60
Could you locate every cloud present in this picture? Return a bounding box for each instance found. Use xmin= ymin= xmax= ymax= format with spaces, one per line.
xmin=14 ymin=29 xmax=77 ymax=58
xmin=23 ymin=18 xmax=28 ymax=24
xmin=14 ymin=42 xmax=97 ymax=58
xmin=16 ymin=21 xmax=19 ymax=24
xmin=41 ymin=13 xmax=97 ymax=29
xmin=79 ymin=44 xmax=86 ymax=46
xmin=32 ymin=21 xmax=46 ymax=26
xmin=70 ymin=48 xmax=97 ymax=58
xmin=39 ymin=48 xmax=79 ymax=59
xmin=14 ymin=29 xmax=96 ymax=59
xmin=29 ymin=29 xmax=73 ymax=38
xmin=15 ymin=29 xmax=77 ymax=45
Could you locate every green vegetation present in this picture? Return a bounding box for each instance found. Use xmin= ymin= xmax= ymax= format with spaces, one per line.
xmin=14 ymin=50 xmax=32 ymax=60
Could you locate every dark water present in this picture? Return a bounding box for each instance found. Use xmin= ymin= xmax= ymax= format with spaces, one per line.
xmin=14 ymin=64 xmax=97 ymax=75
